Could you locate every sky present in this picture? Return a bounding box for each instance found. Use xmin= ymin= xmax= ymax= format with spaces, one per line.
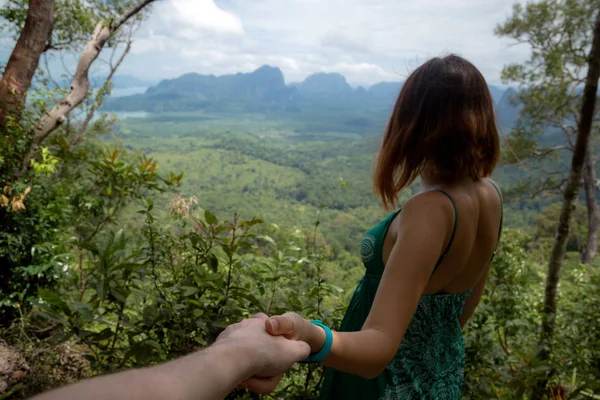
xmin=1 ymin=0 xmax=531 ymax=87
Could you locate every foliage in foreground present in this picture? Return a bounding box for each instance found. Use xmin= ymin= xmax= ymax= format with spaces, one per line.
xmin=2 ymin=162 xmax=600 ymax=399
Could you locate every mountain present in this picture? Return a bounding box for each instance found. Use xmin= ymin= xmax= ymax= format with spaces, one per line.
xmin=294 ymin=72 xmax=353 ymax=94
xmin=103 ymin=67 xmax=403 ymax=115
xmin=367 ymin=82 xmax=403 ymax=106
xmin=368 ymin=82 xmax=402 ymax=95
xmin=496 ymin=88 xmax=520 ymax=131
xmin=107 ymin=75 xmax=156 ymax=89
xmin=146 ymin=65 xmax=288 ymax=99
xmin=105 ymin=66 xmax=296 ymax=113
xmin=488 ymin=85 xmax=507 ymax=105
xmin=103 ymin=66 xmax=520 ymax=131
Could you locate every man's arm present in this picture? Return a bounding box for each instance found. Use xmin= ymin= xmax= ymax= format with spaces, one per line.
xmin=31 ymin=314 xmax=310 ymax=400
xmin=31 ymin=343 xmax=254 ymax=400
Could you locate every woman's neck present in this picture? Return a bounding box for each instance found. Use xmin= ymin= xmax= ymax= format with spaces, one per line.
xmin=419 ymin=172 xmax=474 ymax=192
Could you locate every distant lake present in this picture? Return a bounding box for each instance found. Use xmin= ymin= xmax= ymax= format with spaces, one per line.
xmin=110 ymin=111 xmax=150 ymax=120
xmin=110 ymin=86 xmax=148 ymax=97
xmin=87 ymin=87 xmax=151 ymax=122
xmin=90 ymin=110 xmax=150 ymax=123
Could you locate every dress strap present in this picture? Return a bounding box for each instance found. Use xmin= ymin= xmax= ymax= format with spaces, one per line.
xmin=432 ymin=190 xmax=458 ymax=274
xmin=487 ymin=179 xmax=504 ymax=260
xmin=487 ymin=179 xmax=503 ymax=242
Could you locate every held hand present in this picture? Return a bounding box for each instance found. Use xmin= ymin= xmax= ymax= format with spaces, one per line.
xmin=215 ymin=313 xmax=310 ymax=394
xmin=265 ymin=312 xmax=308 ymax=341
xmin=266 ymin=312 xmax=327 ymax=354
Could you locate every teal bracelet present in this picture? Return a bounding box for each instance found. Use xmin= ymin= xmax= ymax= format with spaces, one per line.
xmin=300 ymin=320 xmax=333 ymax=363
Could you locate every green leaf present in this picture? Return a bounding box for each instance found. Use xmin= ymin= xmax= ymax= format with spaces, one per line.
xmin=97 ymin=279 xmax=106 ymax=302
xmin=33 ymin=310 xmax=69 ymax=325
xmin=110 ymin=286 xmax=130 ymax=303
xmin=208 ymin=255 xmax=218 ymax=272
xmin=142 ymin=305 xmax=157 ymax=325
xmin=49 ymin=330 xmax=73 ymax=345
xmin=125 ymin=341 xmax=155 ymax=365
xmin=91 ymin=328 xmax=114 ymax=342
xmin=78 ymin=241 xmax=100 ymax=255
xmin=186 ymin=299 xmax=203 ymax=307
xmin=72 ymin=302 xmax=94 ymax=322
xmin=181 ymin=286 xmax=200 ymax=297
xmin=221 ymin=244 xmax=232 ymax=256
xmin=205 ymin=273 xmax=222 ymax=281
xmin=204 ymin=210 xmax=218 ymax=225
xmin=259 ymin=235 xmax=276 ymax=246
xmin=38 ymin=289 xmax=70 ymax=315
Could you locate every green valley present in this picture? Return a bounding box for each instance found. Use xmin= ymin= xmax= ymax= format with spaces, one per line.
xmin=113 ymin=108 xmax=550 ymax=260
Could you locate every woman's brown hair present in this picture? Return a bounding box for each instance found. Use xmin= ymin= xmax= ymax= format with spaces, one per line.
xmin=373 ymin=54 xmax=500 ymax=209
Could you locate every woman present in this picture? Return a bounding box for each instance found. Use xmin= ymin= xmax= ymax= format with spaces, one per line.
xmin=253 ymin=54 xmax=502 ymax=399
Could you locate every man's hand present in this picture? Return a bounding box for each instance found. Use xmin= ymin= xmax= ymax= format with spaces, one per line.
xmin=215 ymin=313 xmax=310 ymax=394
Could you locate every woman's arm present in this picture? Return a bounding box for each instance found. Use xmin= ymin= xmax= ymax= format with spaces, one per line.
xmin=268 ymin=192 xmax=455 ymax=379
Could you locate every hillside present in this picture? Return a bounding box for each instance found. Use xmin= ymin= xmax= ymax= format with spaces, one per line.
xmin=113 ymin=109 xmax=551 ymax=260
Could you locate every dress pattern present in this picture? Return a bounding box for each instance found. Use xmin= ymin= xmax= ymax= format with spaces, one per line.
xmin=360 ymin=234 xmax=376 ymax=263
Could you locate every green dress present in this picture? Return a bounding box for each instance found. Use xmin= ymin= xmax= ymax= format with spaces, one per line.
xmin=319 ymin=187 xmax=502 ymax=400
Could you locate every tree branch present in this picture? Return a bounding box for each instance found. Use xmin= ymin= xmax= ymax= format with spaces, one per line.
xmin=529 ymin=178 xmax=568 ymax=199
xmin=559 ymin=123 xmax=577 ymax=148
xmin=72 ymin=40 xmax=133 ymax=145
xmin=111 ymin=0 xmax=156 ymax=31
xmin=21 ymin=0 xmax=157 ymax=172
xmin=533 ymin=145 xmax=571 ymax=157
xmin=44 ymin=37 xmax=83 ymax=52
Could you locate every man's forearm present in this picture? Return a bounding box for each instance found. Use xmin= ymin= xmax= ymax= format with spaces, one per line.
xmin=154 ymin=341 xmax=254 ymax=400
xmin=31 ymin=342 xmax=255 ymax=400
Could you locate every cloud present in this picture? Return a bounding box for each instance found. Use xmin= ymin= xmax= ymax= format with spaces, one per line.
xmin=321 ymin=31 xmax=373 ymax=54
xmin=131 ymin=0 xmax=244 ymax=56
xmin=169 ymin=0 xmax=243 ymax=36
xmin=210 ymin=0 xmax=531 ymax=85
xmin=1 ymin=0 xmax=531 ymax=86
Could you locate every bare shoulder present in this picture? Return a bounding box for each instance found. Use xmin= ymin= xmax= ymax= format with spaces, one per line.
xmin=400 ymin=191 xmax=456 ymax=226
xmin=385 ymin=191 xmax=457 ymax=255
xmin=485 ymin=178 xmax=503 ymax=199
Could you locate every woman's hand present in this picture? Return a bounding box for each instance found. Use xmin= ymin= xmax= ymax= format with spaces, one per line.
xmin=238 ymin=312 xmax=327 ymax=394
xmin=265 ymin=312 xmax=327 ymax=354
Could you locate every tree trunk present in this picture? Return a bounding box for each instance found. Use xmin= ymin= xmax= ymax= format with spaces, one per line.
xmin=582 ymin=149 xmax=599 ymax=263
xmin=534 ymin=8 xmax=600 ymax=397
xmin=0 ymin=0 xmax=56 ymax=126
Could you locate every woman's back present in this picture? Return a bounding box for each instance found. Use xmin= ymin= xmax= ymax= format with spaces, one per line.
xmin=319 ymin=179 xmax=502 ymax=400
xmin=383 ymin=178 xmax=503 ymax=295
